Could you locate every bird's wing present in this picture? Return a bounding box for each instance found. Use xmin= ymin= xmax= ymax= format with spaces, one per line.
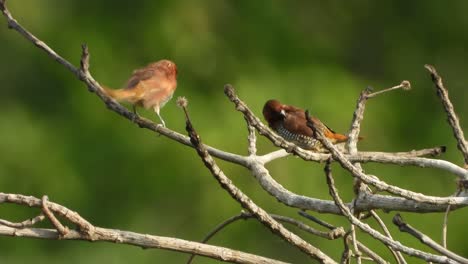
xmin=283 ymin=109 xmax=346 ymax=141
xmin=311 ymin=116 xmax=336 ymax=134
xmin=282 ymin=110 xmax=315 ymax=138
xmin=126 ymin=67 xmax=156 ymax=89
xmin=310 ymin=116 xmax=348 ymax=143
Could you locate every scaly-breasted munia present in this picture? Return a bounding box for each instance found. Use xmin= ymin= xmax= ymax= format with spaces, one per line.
xmin=263 ymin=99 xmax=348 ymax=152
xmin=103 ymin=59 xmax=177 ymax=127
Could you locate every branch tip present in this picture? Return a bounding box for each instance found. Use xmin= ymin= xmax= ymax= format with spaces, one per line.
xmin=223 ymin=84 xmax=235 ymax=97
xmin=392 ymin=214 xmax=404 ymax=228
xmin=424 ymin=64 xmax=436 ymax=73
xmin=181 ymin=104 xmax=200 ymax=147
xmin=401 ymin=80 xmax=411 ymax=91
xmin=176 ymin=96 xmax=188 ymax=108
xmin=440 ymin=146 xmax=447 ymax=153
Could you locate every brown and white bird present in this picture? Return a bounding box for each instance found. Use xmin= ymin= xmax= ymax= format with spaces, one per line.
xmin=263 ymin=99 xmax=349 ymax=152
xmin=103 ymin=59 xmax=178 ymax=127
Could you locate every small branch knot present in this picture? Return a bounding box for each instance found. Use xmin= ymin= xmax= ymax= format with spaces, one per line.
xmin=457 ymin=178 xmax=468 ymax=192
xmin=80 ymin=44 xmax=90 ymax=75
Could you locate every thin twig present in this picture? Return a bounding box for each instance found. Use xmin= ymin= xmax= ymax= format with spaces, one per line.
xmin=425 ymin=65 xmax=468 ymax=167
xmin=346 ymin=88 xmax=370 ymax=198
xmin=187 ymin=211 xmax=345 ymax=264
xmin=350 ymin=225 xmax=361 ymax=264
xmin=393 ymin=214 xmax=468 ymax=264
xmin=0 ymin=0 xmax=78 ymax=75
xmin=2 ymin=193 xmax=95 ymax=239
xmin=245 ymin=118 xmax=257 ymax=156
xmin=443 ymin=204 xmax=451 ymax=248
xmin=324 ymin=160 xmax=458 ymax=263
xmin=298 ymin=211 xmax=336 ymax=230
xmin=365 ymin=81 xmax=411 ymax=99
xmin=258 ymin=146 xmax=446 ymax=165
xmin=341 ymin=231 xmax=352 ymax=264
xmin=269 ymin=214 xmax=343 ymax=239
xmin=41 ymin=196 xmax=69 ymax=237
xmin=370 ymin=210 xmax=406 ymax=264
xmin=180 ymin=103 xmax=336 ymax=263
xmin=0 ymin=215 xmax=45 ymax=228
xmin=346 ymin=87 xmax=371 ymax=153
xmin=186 ymin=213 xmax=249 ymax=264
xmin=298 ymin=211 xmax=388 ymax=264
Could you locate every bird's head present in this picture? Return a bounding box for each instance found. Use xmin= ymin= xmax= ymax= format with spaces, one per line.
xmin=263 ymin=99 xmax=286 ymax=127
xmin=156 ymin=59 xmax=178 ymax=78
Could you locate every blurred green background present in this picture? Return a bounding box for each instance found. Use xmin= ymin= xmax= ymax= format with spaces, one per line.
xmin=1 ymin=0 xmax=468 ymax=263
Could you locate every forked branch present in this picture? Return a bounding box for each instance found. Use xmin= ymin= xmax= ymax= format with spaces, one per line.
xmin=0 ymin=193 xmax=288 ymax=264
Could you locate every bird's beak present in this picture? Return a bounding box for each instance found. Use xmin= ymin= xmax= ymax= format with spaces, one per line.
xmin=280 ymin=109 xmax=286 ymax=117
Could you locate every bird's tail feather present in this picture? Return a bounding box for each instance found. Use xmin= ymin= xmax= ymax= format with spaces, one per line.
xmin=331 ymin=133 xmax=348 ymax=143
xmin=102 ymin=86 xmax=137 ymax=103
xmin=331 ymin=133 xmax=364 ymax=143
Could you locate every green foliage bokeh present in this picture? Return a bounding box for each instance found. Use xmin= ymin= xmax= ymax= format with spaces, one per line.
xmin=1 ymin=1 xmax=468 ymax=263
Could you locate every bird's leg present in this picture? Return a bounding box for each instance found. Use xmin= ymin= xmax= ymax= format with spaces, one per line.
xmin=154 ymin=106 xmax=166 ymax=127
xmin=131 ymin=104 xmax=139 ymax=123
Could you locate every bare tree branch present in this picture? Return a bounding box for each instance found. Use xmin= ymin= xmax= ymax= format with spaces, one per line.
xmin=0 ymin=193 xmax=288 ymax=264
xmin=180 ymin=102 xmax=337 ymax=263
xmin=0 ymin=215 xmax=45 ymax=228
xmin=393 ymin=214 xmax=468 ymax=264
xmin=345 ymin=81 xmax=407 ymax=264
xmin=298 ymin=211 xmax=336 ymax=230
xmin=187 ymin=211 xmax=345 ymax=264
xmin=366 ymin=80 xmax=411 ymax=99
xmin=248 ymin=161 xmax=468 ymax=214
xmin=41 ymin=195 xmax=69 ymax=237
xmin=324 ymin=160 xmax=459 ymax=264
xmin=0 ymin=225 xmax=287 ymax=264
xmin=370 ymin=210 xmax=406 ymax=264
xmin=246 ymin=119 xmax=257 ymax=156
xmin=344 ymin=87 xmax=369 ymax=264
xmin=346 ymin=87 xmax=370 ymax=155
xmin=341 ymin=231 xmax=352 ymax=264
xmin=299 ymin=211 xmax=389 ymax=264
xmin=306 ymin=113 xmax=467 ymax=205
xmin=425 ymin=64 xmax=468 ymax=167
xmin=349 ymin=225 xmax=362 ymax=264
xmin=443 ymin=204 xmax=451 ymax=248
